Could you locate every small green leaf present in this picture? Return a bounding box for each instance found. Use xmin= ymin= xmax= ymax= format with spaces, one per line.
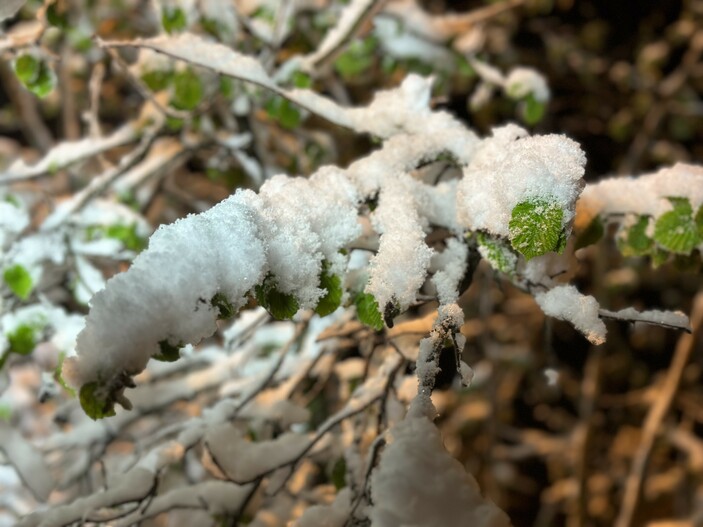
xmin=617 ymin=215 xmax=653 ymax=257
xmin=331 ymin=457 xmax=347 ymax=490
xmin=654 ymin=197 xmax=700 ymax=255
xmin=291 ymin=70 xmax=312 ymax=88
xmin=141 ymin=70 xmax=172 ymax=91
xmin=14 ymin=54 xmax=40 ymax=85
xmin=8 ymin=325 xmax=35 ymax=355
xmin=354 ymin=292 xmax=383 ymax=331
xmin=153 ymin=340 xmax=181 ymax=362
xmin=3 ymin=264 xmax=33 ymax=300
xmin=105 ymin=223 xmax=147 ymax=252
xmin=255 ymin=278 xmax=300 ymax=320
xmin=171 ymin=70 xmax=203 ymax=111
xmin=211 ymin=292 xmax=236 ymax=319
xmin=162 ymin=7 xmax=187 ymax=34
xmin=509 ymin=198 xmax=564 ymax=260
xmin=55 ymin=352 xmax=76 ymax=397
xmin=46 ymin=3 xmax=69 ymax=28
xmin=79 ymin=382 xmax=116 ymax=420
xmin=575 ymin=215 xmax=604 ymax=250
xmin=264 ymin=96 xmax=301 ymax=130
xmin=315 ymin=269 xmax=342 ymax=317
xmin=334 ymin=37 xmax=377 ymax=79
xmin=476 ymin=233 xmax=517 ymax=275
xmin=522 ymin=93 xmax=546 ymax=125
xmin=15 ymin=55 xmax=55 ymax=98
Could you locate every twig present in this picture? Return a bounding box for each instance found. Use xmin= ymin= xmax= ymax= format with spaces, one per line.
xmin=614 ymin=292 xmax=703 ymax=527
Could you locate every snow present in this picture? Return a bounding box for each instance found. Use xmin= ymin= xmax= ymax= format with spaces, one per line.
xmin=578 ymin=163 xmax=703 ymax=221
xmin=535 ymin=285 xmax=606 ymax=345
xmin=457 ymin=124 xmax=586 ymax=237
xmin=600 ymin=307 xmax=690 ymax=332
xmin=369 ymin=414 xmax=510 ymax=527
xmin=205 ymin=424 xmax=309 ymax=482
xmin=295 ymin=488 xmax=353 ymax=527
xmin=431 ymin=238 xmax=468 ymax=305
xmin=0 ymin=0 xmax=25 ymax=22
xmin=0 ymin=124 xmax=138 ymax=182
xmin=367 ymin=174 xmax=433 ymax=311
xmin=505 ymin=67 xmax=550 ymax=102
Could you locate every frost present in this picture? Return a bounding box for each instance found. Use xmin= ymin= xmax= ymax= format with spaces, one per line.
xmin=535 ymin=285 xmax=606 ymax=345
xmin=369 ymin=415 xmax=510 ymax=527
xmin=457 ymin=124 xmax=586 ymax=237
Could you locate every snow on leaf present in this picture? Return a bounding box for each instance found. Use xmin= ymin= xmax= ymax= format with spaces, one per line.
xmin=535 ymin=285 xmax=606 ymax=345
xmin=509 ymin=198 xmax=564 ymax=260
xmin=654 ymin=197 xmax=700 ymax=255
xmin=476 ymin=232 xmax=517 ymax=275
xmin=255 ymin=279 xmax=300 ymax=321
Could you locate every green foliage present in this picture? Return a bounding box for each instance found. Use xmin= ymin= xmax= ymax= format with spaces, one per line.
xmin=575 ymin=215 xmax=604 ymax=250
xmin=162 ymin=7 xmax=187 ymax=34
xmin=522 ymin=94 xmax=546 ymax=125
xmin=255 ymin=277 xmax=300 ymax=320
xmin=46 ymin=3 xmax=69 ymax=28
xmin=476 ymin=233 xmax=517 ymax=275
xmin=654 ymin=198 xmax=701 ymax=255
xmin=141 ymin=70 xmax=173 ymax=91
xmin=315 ymin=267 xmax=343 ymax=317
xmin=14 ymin=54 xmax=55 ymax=98
xmin=86 ymin=223 xmax=147 ymax=252
xmin=334 ymin=36 xmax=377 ymax=79
xmin=508 ymin=198 xmax=565 ymax=260
xmin=153 ymin=340 xmax=182 ymax=362
xmin=617 ymin=215 xmax=653 ymax=257
xmin=291 ymin=70 xmax=312 ymax=89
xmin=354 ymin=292 xmax=383 ymax=331
xmin=264 ymin=96 xmax=302 ymax=130
xmin=3 ymin=264 xmax=33 ymax=300
xmin=55 ymin=352 xmax=76 ymax=396
xmin=331 ymin=457 xmax=347 ymax=490
xmin=79 ymin=382 xmax=116 ymax=420
xmin=171 ymin=70 xmax=203 ymax=111
xmin=211 ymin=292 xmax=236 ymax=319
xmin=8 ymin=325 xmax=35 ymax=355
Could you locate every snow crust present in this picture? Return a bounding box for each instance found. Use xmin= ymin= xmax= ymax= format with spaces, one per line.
xmin=535 ymin=285 xmax=606 ymax=345
xmin=370 ymin=414 xmax=510 ymax=527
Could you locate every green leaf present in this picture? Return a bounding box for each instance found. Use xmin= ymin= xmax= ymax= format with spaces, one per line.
xmin=508 ymin=198 xmax=564 ymax=260
xmin=255 ymin=278 xmax=300 ymax=320
xmin=162 ymin=7 xmax=187 ymax=34
xmin=575 ymin=215 xmax=604 ymax=250
xmin=264 ymin=96 xmax=301 ymax=130
xmin=8 ymin=325 xmax=35 ymax=355
xmin=14 ymin=54 xmax=56 ymax=98
xmin=522 ymin=94 xmax=546 ymax=125
xmin=15 ymin=55 xmax=55 ymax=98
xmin=331 ymin=457 xmax=347 ymax=490
xmin=153 ymin=340 xmax=181 ymax=362
xmin=46 ymin=3 xmax=69 ymax=28
xmin=171 ymin=70 xmax=203 ymax=111
xmin=105 ymin=223 xmax=147 ymax=252
xmin=315 ymin=268 xmax=342 ymax=317
xmin=334 ymin=37 xmax=377 ymax=79
xmin=654 ymin=197 xmax=700 ymax=255
xmin=617 ymin=215 xmax=653 ymax=257
xmin=55 ymin=352 xmax=76 ymax=397
xmin=3 ymin=264 xmax=33 ymax=300
xmin=141 ymin=70 xmax=172 ymax=91
xmin=354 ymin=292 xmax=383 ymax=331
xmin=291 ymin=70 xmax=312 ymax=89
xmin=14 ymin=54 xmax=40 ymax=85
xmin=211 ymin=292 xmax=236 ymax=319
xmin=79 ymin=382 xmax=116 ymax=420
xmin=476 ymin=233 xmax=517 ymax=275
